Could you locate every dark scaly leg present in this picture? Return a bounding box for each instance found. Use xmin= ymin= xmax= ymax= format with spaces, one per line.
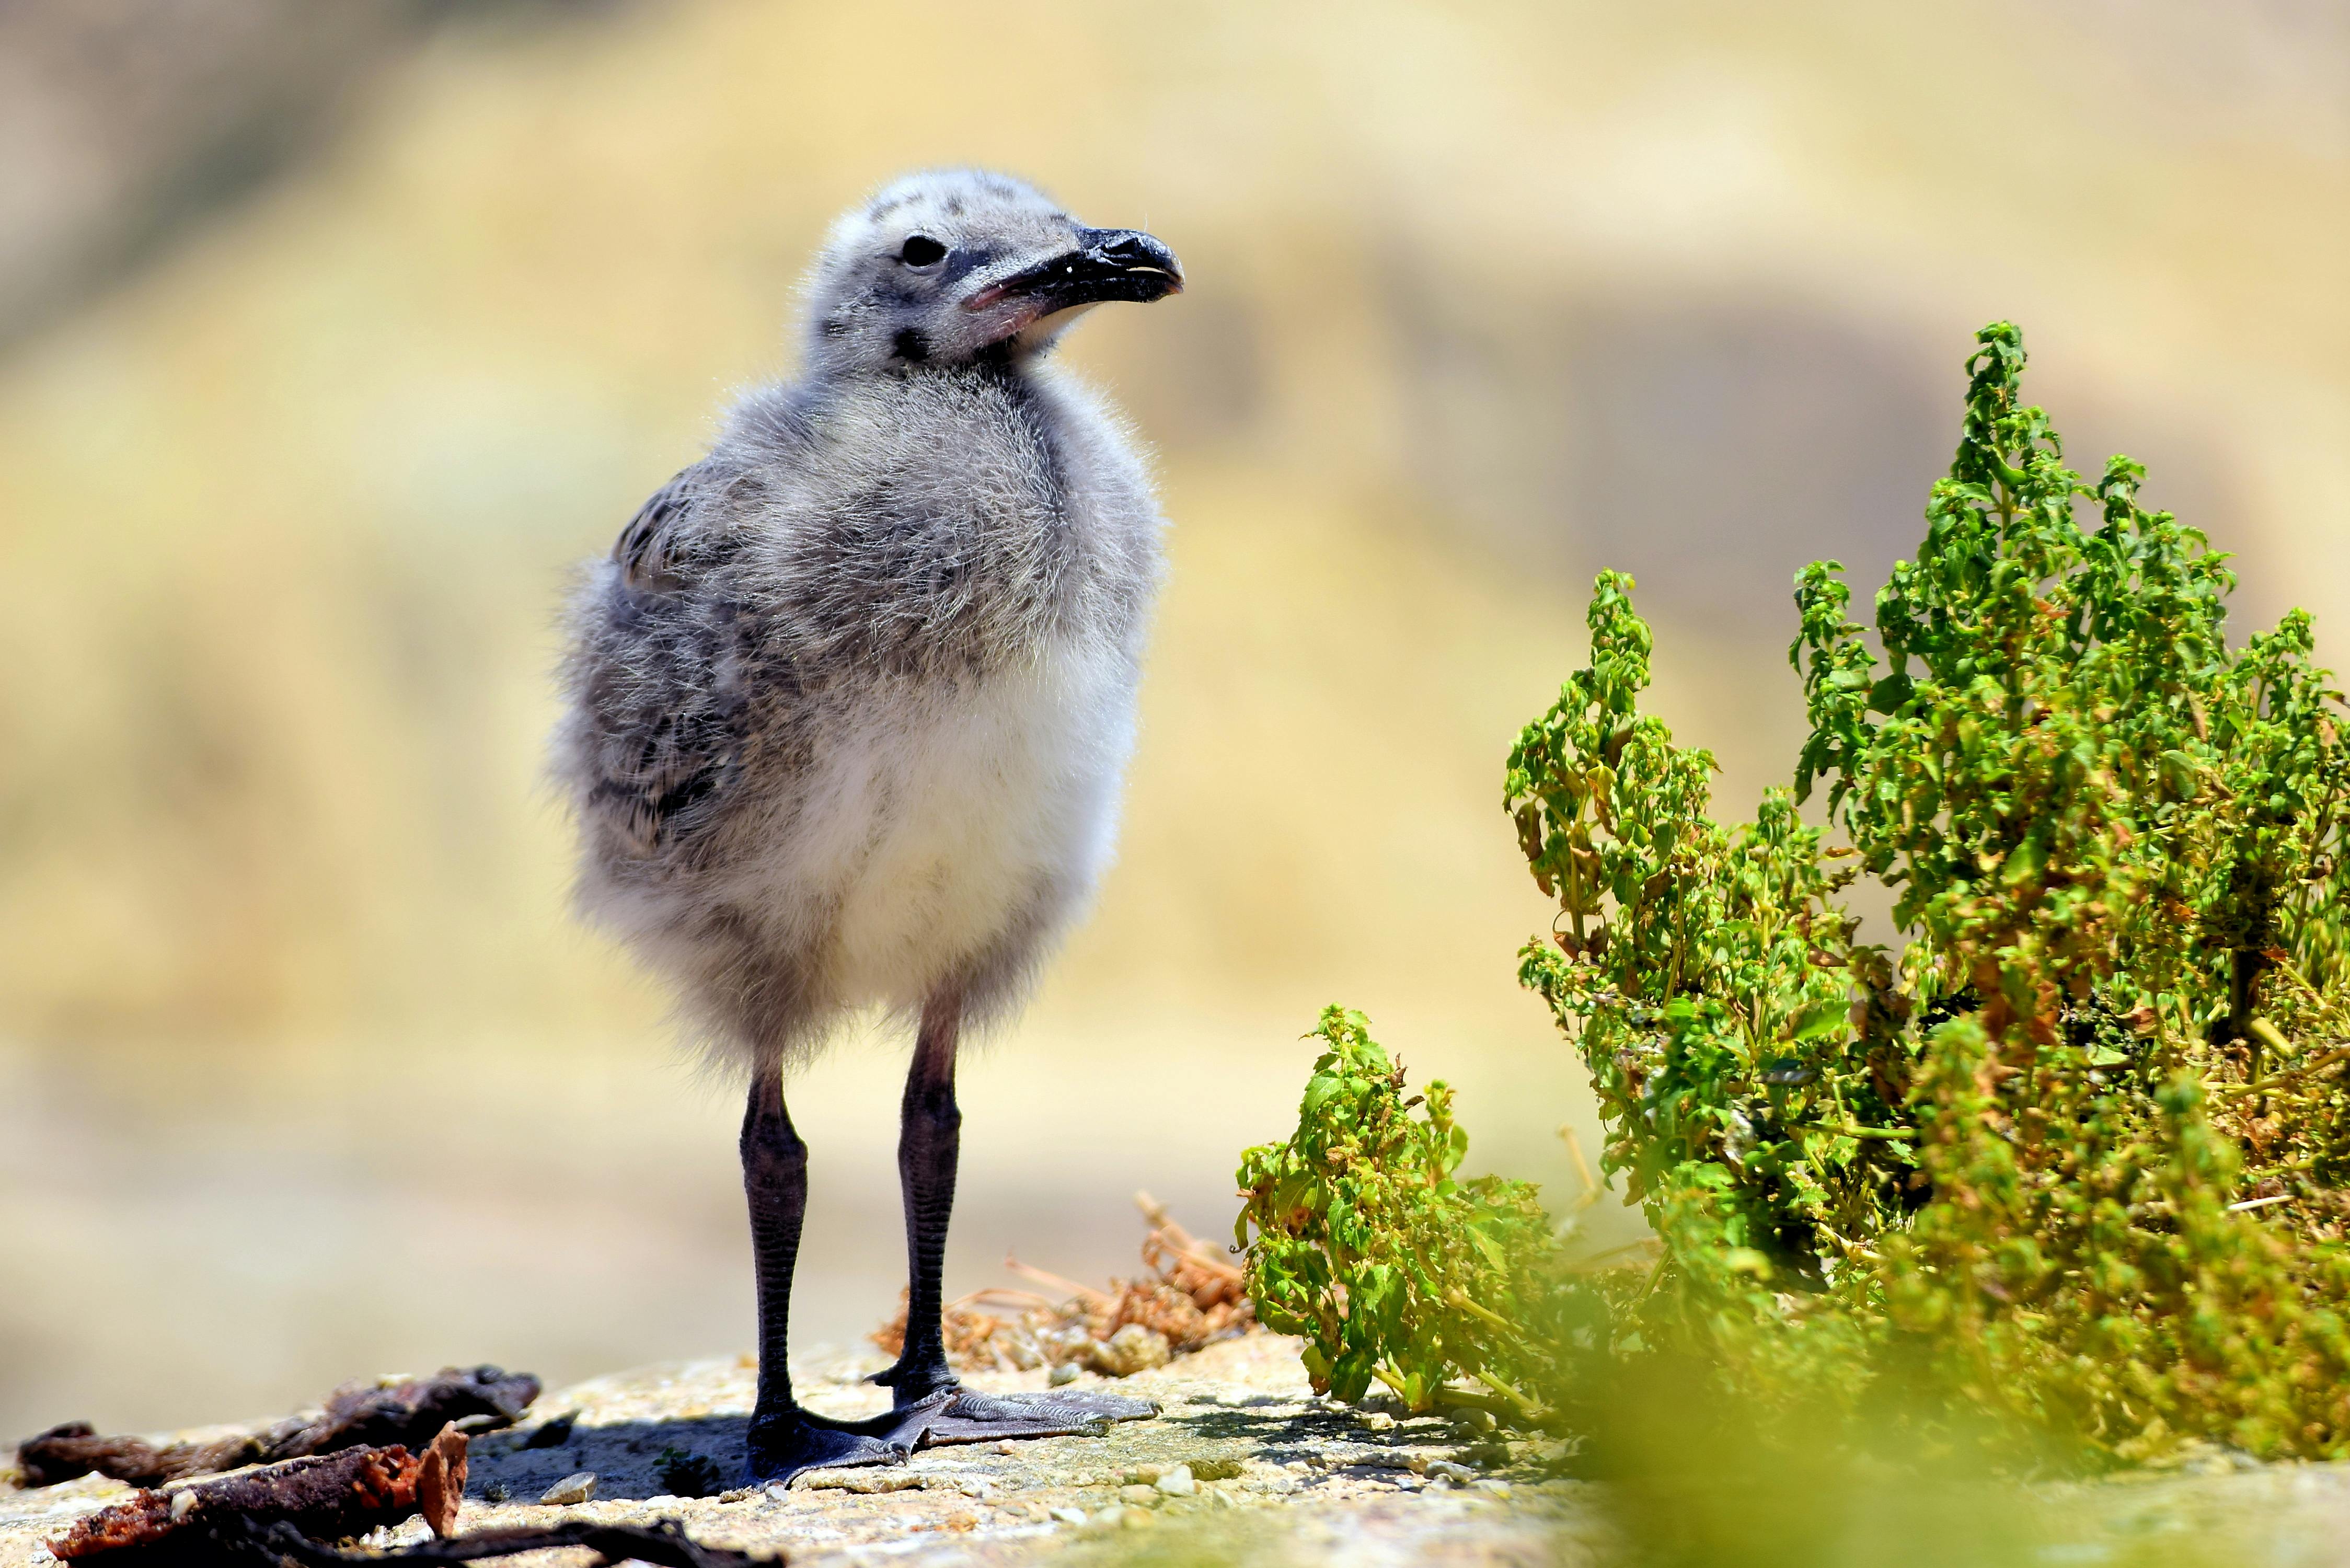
xmin=870 ymin=990 xmax=965 ymax=1402
xmin=865 ymin=989 xmax=1160 ymax=1448
xmin=740 ymin=1065 xmax=911 ymax=1482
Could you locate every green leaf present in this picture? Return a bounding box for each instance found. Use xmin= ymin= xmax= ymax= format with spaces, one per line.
xmin=1788 ymin=1000 xmax=1850 ymax=1043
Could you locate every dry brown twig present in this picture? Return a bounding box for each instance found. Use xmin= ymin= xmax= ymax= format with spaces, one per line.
xmin=18 ymin=1366 xmax=541 ymax=1490
xmin=871 ymin=1193 xmax=1258 ymax=1378
xmin=49 ymin=1424 xmax=470 ymax=1559
xmin=45 ymin=1426 xmax=765 ymax=1566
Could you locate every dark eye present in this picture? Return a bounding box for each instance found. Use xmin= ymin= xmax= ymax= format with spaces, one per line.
xmin=898 ymin=235 xmax=946 ymax=267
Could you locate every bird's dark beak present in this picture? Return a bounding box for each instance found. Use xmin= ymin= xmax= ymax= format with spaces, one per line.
xmin=963 ymin=227 xmax=1184 ymax=316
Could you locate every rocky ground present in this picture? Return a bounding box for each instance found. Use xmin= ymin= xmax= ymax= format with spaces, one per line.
xmin=0 ymin=1335 xmax=1602 ymax=1567
xmin=16 ymin=1336 xmax=2350 ymax=1566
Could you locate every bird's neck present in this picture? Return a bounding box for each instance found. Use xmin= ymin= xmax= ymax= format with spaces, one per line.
xmin=816 ymin=336 xmax=1053 ymax=386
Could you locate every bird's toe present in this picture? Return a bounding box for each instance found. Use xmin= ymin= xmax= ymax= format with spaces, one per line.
xmin=744 ymin=1415 xmax=912 ymax=1485
xmin=868 ymin=1361 xmax=960 ymax=1402
xmin=897 ymin=1388 xmax=1160 ymax=1448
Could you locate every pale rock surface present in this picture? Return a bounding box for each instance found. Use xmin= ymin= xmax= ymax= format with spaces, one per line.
xmin=17 ymin=1338 xmax=2350 ymax=1565
xmin=0 ymin=1336 xmax=1600 ymax=1566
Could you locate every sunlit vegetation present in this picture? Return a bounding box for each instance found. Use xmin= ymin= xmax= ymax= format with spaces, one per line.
xmin=1242 ymin=324 xmax=2350 ymax=1466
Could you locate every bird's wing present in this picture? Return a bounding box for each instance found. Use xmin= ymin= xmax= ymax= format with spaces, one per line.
xmin=580 ymin=463 xmax=753 ymax=857
xmin=613 ymin=463 xmax=713 ymax=594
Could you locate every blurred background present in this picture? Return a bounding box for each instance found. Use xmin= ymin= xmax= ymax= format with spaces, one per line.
xmin=1 ymin=0 xmax=2344 ymax=1441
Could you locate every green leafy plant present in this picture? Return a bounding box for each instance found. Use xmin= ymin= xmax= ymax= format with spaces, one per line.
xmin=1507 ymin=571 xmax=1904 ymax=1288
xmin=1773 ymin=323 xmax=2350 ymax=1459
xmin=1235 ymin=1007 xmax=1606 ymax=1424
xmin=1237 ymin=322 xmax=2350 ymax=1464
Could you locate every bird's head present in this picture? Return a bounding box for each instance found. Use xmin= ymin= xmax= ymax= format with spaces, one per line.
xmin=803 ymin=169 xmax=1182 ymax=375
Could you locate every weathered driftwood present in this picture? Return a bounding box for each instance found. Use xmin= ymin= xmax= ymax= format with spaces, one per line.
xmin=214 ymin=1517 xmax=773 ymax=1565
xmin=18 ymin=1365 xmax=538 ymax=1488
xmin=48 ymin=1424 xmax=468 ymax=1560
xmin=282 ymin=1365 xmax=541 ymax=1456
xmin=44 ymin=1418 xmax=767 ymax=1564
xmin=13 ymin=1427 xmax=263 ymax=1491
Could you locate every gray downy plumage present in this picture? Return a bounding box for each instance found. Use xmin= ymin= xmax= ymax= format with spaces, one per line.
xmin=552 ymin=170 xmax=1183 ymax=1481
xmin=556 ymin=168 xmax=1179 ymax=1071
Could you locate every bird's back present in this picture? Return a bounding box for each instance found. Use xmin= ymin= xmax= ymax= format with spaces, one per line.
xmin=556 ymin=362 xmax=1162 ymax=1063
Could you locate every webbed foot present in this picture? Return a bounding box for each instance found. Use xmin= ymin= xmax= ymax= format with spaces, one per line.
xmin=890 ymin=1387 xmax=1160 ymax=1447
xmin=745 ymin=1408 xmax=919 ymax=1485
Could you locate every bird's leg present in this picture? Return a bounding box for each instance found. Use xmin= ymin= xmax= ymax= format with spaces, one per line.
xmin=740 ymin=1065 xmax=914 ymax=1483
xmin=858 ymin=989 xmax=1162 ymax=1449
xmin=870 ymin=990 xmax=965 ymax=1404
xmin=740 ymin=1017 xmax=1152 ymax=1482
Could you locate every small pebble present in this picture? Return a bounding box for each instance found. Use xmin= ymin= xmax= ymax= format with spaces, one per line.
xmin=1120 ymin=1484 xmax=1159 ymax=1506
xmin=1049 ymin=1506 xmax=1087 ymax=1524
xmin=1355 ymin=1411 xmax=1398 ymax=1432
xmin=1049 ymin=1363 xmax=1080 ymax=1388
xmin=1154 ymin=1465 xmax=1196 ymax=1497
xmin=944 ymin=1509 xmax=979 ymax=1531
xmin=1425 ymin=1460 xmax=1476 ymax=1485
xmin=1119 ymin=1506 xmax=1156 ymax=1528
xmin=1096 ymin=1324 xmax=1172 ymax=1376
xmin=539 ymin=1473 xmax=596 ymax=1506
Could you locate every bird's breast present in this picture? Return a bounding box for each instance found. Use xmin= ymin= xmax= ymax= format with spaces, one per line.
xmin=765 ymin=635 xmax=1139 ymax=1007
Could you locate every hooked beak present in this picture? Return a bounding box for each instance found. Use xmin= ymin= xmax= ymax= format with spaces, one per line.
xmin=963 ymin=227 xmax=1184 ymax=318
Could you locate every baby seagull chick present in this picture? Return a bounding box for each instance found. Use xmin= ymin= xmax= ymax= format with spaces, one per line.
xmin=555 ymin=170 xmax=1181 ymax=1482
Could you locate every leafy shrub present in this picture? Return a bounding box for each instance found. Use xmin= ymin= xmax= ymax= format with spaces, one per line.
xmin=1234 ymin=1007 xmax=1607 ymax=1424
xmin=1507 ymin=571 xmax=1900 ymax=1288
xmin=1238 ymin=322 xmax=2350 ymax=1464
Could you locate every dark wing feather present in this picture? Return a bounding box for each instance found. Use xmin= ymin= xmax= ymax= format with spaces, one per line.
xmin=580 ymin=464 xmax=751 ymax=857
xmin=613 ymin=466 xmax=709 ymax=594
